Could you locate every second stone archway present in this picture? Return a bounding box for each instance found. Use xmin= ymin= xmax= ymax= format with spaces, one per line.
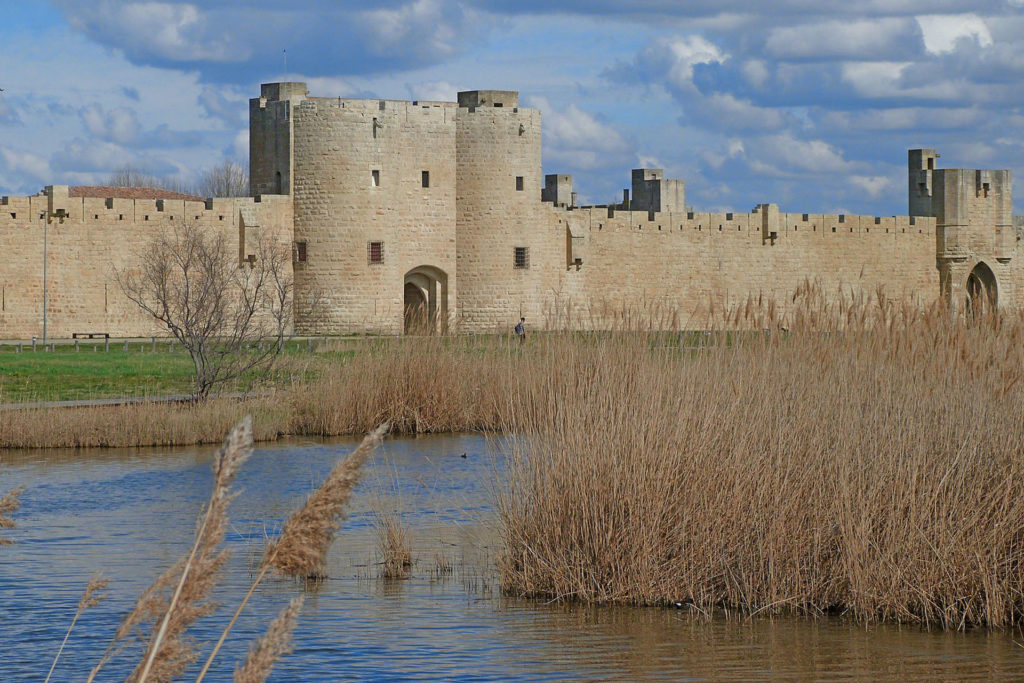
xmin=404 ymin=266 xmax=449 ymax=335
xmin=966 ymin=261 xmax=998 ymax=314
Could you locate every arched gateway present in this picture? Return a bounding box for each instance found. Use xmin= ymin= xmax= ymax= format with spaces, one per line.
xmin=404 ymin=266 xmax=448 ymax=334
xmin=966 ymin=261 xmax=998 ymax=313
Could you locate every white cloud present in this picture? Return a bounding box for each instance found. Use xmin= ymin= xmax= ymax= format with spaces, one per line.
xmin=766 ymin=18 xmax=916 ymax=59
xmin=407 ymin=81 xmax=462 ymax=102
xmin=850 ymin=175 xmax=891 ymax=198
xmin=301 ymin=76 xmax=358 ymax=97
xmin=741 ymin=59 xmax=770 ymax=88
xmin=63 ymin=1 xmax=241 ymax=62
xmin=701 ymin=138 xmax=745 ymax=169
xmin=528 ymin=96 xmax=633 ymax=171
xmin=232 ymin=130 xmax=249 ymax=160
xmin=661 ymin=35 xmax=728 ymax=88
xmin=753 ymin=135 xmax=857 ymax=174
xmin=361 ymin=0 xmax=472 ymax=61
xmin=80 ymin=105 xmax=139 ymax=144
xmin=700 ymin=93 xmax=787 ymax=130
xmin=841 ymin=61 xmax=911 ymax=97
xmin=1 ymin=148 xmax=51 ymax=181
xmin=916 ymin=14 xmax=993 ymax=54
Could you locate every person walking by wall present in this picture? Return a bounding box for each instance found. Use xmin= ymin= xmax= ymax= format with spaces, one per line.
xmin=514 ymin=317 xmax=526 ymax=343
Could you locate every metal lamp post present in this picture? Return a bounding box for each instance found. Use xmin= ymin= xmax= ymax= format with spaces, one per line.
xmin=41 ymin=204 xmax=65 ymax=346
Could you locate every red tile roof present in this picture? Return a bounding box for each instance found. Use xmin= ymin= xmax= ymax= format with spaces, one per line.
xmin=69 ymin=186 xmax=202 ymax=201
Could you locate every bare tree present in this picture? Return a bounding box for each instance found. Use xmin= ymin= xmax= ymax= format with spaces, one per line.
xmin=117 ymin=222 xmax=293 ymax=400
xmin=195 ymin=160 xmax=249 ymax=198
xmin=107 ymin=166 xmax=193 ymax=195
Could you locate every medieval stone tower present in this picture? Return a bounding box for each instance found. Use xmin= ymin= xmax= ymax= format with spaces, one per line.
xmin=454 ymin=90 xmax=544 ymax=329
xmin=251 ymin=83 xmax=558 ymax=334
xmin=908 ymin=149 xmax=1015 ymax=310
xmin=251 ymin=82 xmax=459 ymax=334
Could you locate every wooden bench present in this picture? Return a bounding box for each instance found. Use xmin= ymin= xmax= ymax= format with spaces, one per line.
xmin=72 ymin=332 xmax=110 ymax=339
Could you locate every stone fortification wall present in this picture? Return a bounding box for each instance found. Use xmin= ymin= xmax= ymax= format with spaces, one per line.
xmin=455 ymin=97 xmax=557 ymax=332
xmin=290 ymin=96 xmax=458 ymax=334
xmin=547 ymin=205 xmax=940 ymax=326
xmin=0 ymin=187 xmax=292 ymax=340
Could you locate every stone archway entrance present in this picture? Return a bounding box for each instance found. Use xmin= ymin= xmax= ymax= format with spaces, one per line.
xmin=966 ymin=261 xmax=997 ymax=314
xmin=404 ymin=266 xmax=448 ymax=334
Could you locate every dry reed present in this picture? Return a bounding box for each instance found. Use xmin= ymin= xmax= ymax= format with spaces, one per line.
xmin=45 ymin=574 xmax=109 ymax=682
xmin=195 ymin=423 xmax=387 ymax=681
xmin=87 ymin=416 xmax=253 ymax=682
xmin=264 ymin=422 xmax=389 ymax=579
xmin=0 ymin=486 xmax=23 ymax=545
xmin=233 ymin=597 xmax=304 ymax=683
xmin=498 ymin=292 xmax=1024 ymax=629
xmin=376 ymin=512 xmax=413 ymax=580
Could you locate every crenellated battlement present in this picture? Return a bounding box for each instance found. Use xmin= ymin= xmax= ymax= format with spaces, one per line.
xmin=1 ymin=185 xmax=290 ymax=229
xmin=1 ymin=85 xmax=1017 ymax=340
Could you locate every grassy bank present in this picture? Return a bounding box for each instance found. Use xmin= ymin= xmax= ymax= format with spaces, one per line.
xmin=0 ymin=341 xmax=349 ymax=403
xmin=0 ymin=335 xmax=513 ymax=447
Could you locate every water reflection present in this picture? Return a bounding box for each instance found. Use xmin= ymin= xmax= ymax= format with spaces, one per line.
xmin=3 ymin=434 xmax=1024 ymax=680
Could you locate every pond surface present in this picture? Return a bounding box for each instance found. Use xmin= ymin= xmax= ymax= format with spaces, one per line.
xmin=4 ymin=433 xmax=1024 ymax=681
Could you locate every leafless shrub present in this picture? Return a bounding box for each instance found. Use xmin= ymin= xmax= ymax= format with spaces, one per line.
xmin=107 ymin=166 xmax=193 ymax=195
xmin=196 ymin=161 xmax=249 ymax=198
xmin=117 ymin=221 xmax=294 ymax=400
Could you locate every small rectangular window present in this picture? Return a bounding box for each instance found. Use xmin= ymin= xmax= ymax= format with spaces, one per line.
xmin=422 ymin=170 xmax=430 ymax=188
xmin=368 ymin=241 xmax=384 ymax=264
xmin=515 ymin=176 xmax=524 ymax=191
xmin=371 ymin=170 xmax=380 ymax=187
xmin=514 ymin=246 xmax=529 ymax=269
xmin=294 ymin=240 xmax=307 ymax=263
xmin=983 ymin=182 xmax=990 ymax=198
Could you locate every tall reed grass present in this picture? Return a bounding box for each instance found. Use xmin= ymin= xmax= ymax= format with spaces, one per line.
xmin=498 ymin=292 xmax=1024 ymax=629
xmin=11 ymin=288 xmax=1024 ymax=631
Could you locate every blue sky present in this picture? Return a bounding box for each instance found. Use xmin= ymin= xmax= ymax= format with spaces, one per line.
xmin=2 ymin=1 xmax=1024 ymax=215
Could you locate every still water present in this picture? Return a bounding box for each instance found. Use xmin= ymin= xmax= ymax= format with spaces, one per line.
xmin=4 ymin=434 xmax=1024 ymax=681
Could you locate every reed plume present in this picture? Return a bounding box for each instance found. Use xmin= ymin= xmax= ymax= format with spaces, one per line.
xmin=45 ymin=574 xmax=109 ymax=682
xmin=85 ymin=416 xmax=253 ymax=683
xmin=0 ymin=486 xmax=24 ymax=545
xmin=233 ymin=597 xmax=304 ymax=683
xmin=265 ymin=422 xmax=388 ymax=579
xmin=195 ymin=423 xmax=387 ymax=682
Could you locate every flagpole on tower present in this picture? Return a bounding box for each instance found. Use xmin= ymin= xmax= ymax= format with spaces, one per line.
xmin=283 ymin=49 xmax=287 ymax=76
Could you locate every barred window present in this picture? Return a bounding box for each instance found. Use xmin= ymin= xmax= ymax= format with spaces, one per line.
xmin=293 ymin=240 xmax=307 ymax=263
xmin=514 ymin=246 xmax=529 ymax=269
xmin=368 ymin=241 xmax=384 ymax=264
xmin=422 ymin=170 xmax=430 ymax=188
xmin=515 ymin=176 xmax=524 ymax=191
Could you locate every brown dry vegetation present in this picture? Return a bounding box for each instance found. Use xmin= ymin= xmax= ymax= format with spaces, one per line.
xmin=376 ymin=512 xmax=413 ymax=580
xmin=8 ymin=290 xmax=1024 ymax=630
xmin=499 ymin=292 xmax=1024 ymax=629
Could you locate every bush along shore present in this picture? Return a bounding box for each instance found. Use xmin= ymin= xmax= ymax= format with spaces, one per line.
xmin=7 ymin=289 xmax=1024 ymax=629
